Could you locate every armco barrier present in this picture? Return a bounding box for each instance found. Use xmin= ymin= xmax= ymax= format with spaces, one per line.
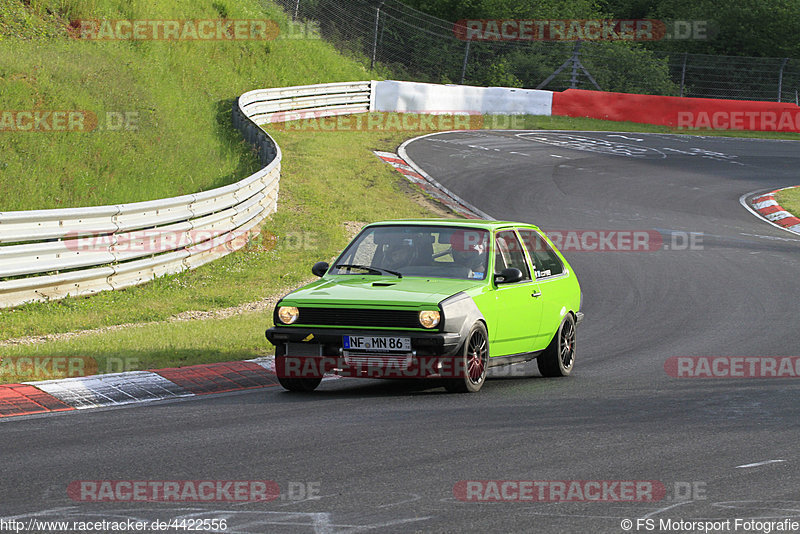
xmin=372 ymin=80 xmax=552 ymax=116
xmin=552 ymin=89 xmax=800 ymax=132
xmin=240 ymin=81 xmax=372 ymax=125
xmin=0 ymin=82 xmax=372 ymax=309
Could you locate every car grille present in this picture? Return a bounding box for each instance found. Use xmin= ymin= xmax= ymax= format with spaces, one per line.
xmin=344 ymin=353 xmax=413 ymax=369
xmin=296 ymin=307 xmax=421 ymax=329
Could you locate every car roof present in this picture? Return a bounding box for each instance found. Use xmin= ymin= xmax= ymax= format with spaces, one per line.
xmin=364 ymin=218 xmax=541 ymax=231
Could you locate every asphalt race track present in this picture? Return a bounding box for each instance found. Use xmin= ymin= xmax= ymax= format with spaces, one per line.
xmin=2 ymin=131 xmax=799 ymax=533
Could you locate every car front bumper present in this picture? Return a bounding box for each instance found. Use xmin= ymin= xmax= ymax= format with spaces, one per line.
xmin=266 ymin=326 xmax=462 ymax=356
xmin=266 ymin=326 xmax=464 ymax=379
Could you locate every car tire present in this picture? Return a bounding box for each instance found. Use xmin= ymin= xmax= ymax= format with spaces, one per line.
xmin=537 ymin=313 xmax=576 ymax=377
xmin=444 ymin=322 xmax=488 ymax=393
xmin=277 ymin=376 xmax=322 ymax=392
xmin=274 ymin=345 xmax=322 ymax=392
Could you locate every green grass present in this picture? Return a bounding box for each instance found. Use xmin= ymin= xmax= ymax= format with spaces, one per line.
xmin=0 ymin=0 xmax=372 ymax=211
xmin=775 ymin=186 xmax=800 ymax=217
xmin=0 ymin=314 xmax=271 ymax=383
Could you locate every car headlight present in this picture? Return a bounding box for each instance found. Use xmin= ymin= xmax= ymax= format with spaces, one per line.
xmin=418 ymin=310 xmax=441 ymax=329
xmin=277 ymin=306 xmax=300 ymax=325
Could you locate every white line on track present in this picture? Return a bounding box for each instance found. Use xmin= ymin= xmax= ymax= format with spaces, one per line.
xmin=607 ymin=134 xmax=644 ymax=141
xmin=735 ymin=459 xmax=786 ymax=469
xmin=639 ymin=501 xmax=694 ymax=519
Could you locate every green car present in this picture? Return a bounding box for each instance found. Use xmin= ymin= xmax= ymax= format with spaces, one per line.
xmin=265 ymin=219 xmax=583 ymax=393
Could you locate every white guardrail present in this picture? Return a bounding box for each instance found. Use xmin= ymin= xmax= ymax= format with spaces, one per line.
xmin=0 ymin=81 xmax=373 ymax=309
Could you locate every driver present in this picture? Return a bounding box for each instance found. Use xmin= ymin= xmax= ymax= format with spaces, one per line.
xmin=384 ymin=236 xmax=416 ymax=268
xmin=449 ymin=230 xmax=487 ymax=278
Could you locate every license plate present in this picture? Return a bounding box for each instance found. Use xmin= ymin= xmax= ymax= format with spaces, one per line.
xmin=343 ymin=335 xmax=411 ymax=352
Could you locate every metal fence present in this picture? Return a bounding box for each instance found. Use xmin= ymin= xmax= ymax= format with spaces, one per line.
xmin=274 ymin=0 xmax=799 ymax=103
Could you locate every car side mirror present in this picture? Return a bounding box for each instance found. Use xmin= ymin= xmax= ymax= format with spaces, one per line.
xmin=494 ymin=267 xmax=523 ymax=284
xmin=312 ymin=261 xmax=329 ymax=277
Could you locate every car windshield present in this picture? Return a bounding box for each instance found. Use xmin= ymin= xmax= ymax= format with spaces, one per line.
xmin=331 ymin=225 xmax=490 ymax=280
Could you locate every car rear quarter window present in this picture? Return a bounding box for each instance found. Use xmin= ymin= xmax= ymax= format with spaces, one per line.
xmin=518 ymin=229 xmax=564 ymax=278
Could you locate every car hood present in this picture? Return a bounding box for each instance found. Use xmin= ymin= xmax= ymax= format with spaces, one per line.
xmin=280 ymin=276 xmax=485 ymax=308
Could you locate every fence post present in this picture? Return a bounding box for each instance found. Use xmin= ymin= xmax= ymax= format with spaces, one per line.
xmin=460 ymin=40 xmax=471 ymax=84
xmin=371 ymin=1 xmax=386 ymax=70
xmin=777 ymin=58 xmax=789 ymax=102
xmin=537 ymin=41 xmax=599 ymax=91
xmin=293 ymin=0 xmax=300 ymax=21
xmin=569 ymin=41 xmax=582 ymax=88
xmin=680 ymin=53 xmax=688 ymax=97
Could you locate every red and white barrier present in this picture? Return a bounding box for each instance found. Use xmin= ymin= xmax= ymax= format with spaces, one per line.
xmin=372 ymin=80 xmax=553 ymax=116
xmin=551 ymin=89 xmax=800 ymax=132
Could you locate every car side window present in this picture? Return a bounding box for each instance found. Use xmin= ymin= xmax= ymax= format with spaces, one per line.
xmin=494 ymin=230 xmax=531 ymax=281
xmin=518 ymin=229 xmax=564 ymax=278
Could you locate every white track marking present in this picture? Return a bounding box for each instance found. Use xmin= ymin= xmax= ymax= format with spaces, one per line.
xmin=736 ymin=459 xmax=786 ymax=469
xmin=639 ymin=500 xmax=694 ymax=519
xmin=766 ymin=210 xmax=794 ymax=221
xmin=607 ymin=134 xmax=643 ymax=141
xmin=753 ymin=199 xmax=778 ymax=209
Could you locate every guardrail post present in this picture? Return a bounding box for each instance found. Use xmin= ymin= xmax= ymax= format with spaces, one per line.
xmin=569 ymin=42 xmax=582 ymax=88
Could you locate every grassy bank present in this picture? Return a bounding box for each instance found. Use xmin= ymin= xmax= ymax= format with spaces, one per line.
xmin=774 ymin=186 xmax=800 ymax=218
xmin=0 ymin=0 xmax=371 ymax=211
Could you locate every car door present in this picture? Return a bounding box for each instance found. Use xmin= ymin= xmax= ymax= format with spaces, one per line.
xmin=489 ymin=229 xmax=543 ymax=357
xmin=518 ymin=228 xmax=569 ymax=351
